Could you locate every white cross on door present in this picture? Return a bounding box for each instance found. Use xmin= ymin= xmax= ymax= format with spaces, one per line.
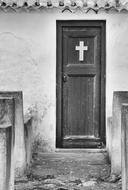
xmin=75 ymin=41 xmax=88 ymax=61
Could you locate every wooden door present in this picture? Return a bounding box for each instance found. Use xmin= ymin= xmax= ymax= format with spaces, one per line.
xmin=56 ymin=20 xmax=106 ymax=148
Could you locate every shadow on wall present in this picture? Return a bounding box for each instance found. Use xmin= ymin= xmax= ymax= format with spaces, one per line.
xmin=24 ymin=116 xmax=54 ymax=163
xmin=107 ymin=116 xmax=112 ymax=164
xmin=24 ymin=102 xmax=55 ymax=167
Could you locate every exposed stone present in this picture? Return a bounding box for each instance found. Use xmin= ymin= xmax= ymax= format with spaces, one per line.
xmin=43 ymin=178 xmax=66 ymax=186
xmin=105 ymin=174 xmax=121 ymax=183
xmin=82 ymin=180 xmax=97 ymax=187
xmin=69 ymin=178 xmax=82 ymax=185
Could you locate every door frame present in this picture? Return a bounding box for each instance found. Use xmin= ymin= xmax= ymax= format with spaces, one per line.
xmin=56 ymin=20 xmax=106 ymax=148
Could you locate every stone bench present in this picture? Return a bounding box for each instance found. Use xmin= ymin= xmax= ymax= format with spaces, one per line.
xmin=0 ymin=92 xmax=26 ymax=177
xmin=111 ymin=91 xmax=128 ymax=175
xmin=0 ymin=98 xmax=14 ymax=190
xmin=121 ymin=104 xmax=128 ymax=190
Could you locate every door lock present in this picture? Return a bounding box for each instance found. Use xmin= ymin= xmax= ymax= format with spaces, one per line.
xmin=63 ymin=74 xmax=68 ymax=82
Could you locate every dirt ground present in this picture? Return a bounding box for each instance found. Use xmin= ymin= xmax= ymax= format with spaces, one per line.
xmin=15 ymin=151 xmax=122 ymax=190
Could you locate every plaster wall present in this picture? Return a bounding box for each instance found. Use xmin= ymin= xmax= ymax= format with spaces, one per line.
xmin=0 ymin=10 xmax=127 ymax=153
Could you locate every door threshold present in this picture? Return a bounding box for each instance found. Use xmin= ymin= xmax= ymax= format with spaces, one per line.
xmin=55 ymin=148 xmax=106 ymax=153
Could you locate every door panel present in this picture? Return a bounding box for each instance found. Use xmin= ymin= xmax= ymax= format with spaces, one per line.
xmin=65 ymin=76 xmax=94 ymax=136
xmin=56 ymin=21 xmax=106 ymax=148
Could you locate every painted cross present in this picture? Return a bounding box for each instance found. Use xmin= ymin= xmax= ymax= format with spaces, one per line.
xmin=75 ymin=41 xmax=88 ymax=61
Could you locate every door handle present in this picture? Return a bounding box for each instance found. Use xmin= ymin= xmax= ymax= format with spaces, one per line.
xmin=63 ymin=74 xmax=68 ymax=82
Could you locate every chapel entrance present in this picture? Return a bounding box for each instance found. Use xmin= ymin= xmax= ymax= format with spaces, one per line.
xmin=56 ymin=20 xmax=106 ymax=148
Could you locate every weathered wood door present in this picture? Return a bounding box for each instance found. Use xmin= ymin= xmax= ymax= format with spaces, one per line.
xmin=56 ymin=21 xmax=106 ymax=148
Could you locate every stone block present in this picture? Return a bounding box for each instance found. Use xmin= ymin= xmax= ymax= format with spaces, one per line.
xmin=111 ymin=91 xmax=128 ymax=175
xmin=0 ymin=92 xmax=26 ymax=176
xmin=121 ymin=104 xmax=128 ymax=190
xmin=0 ymin=98 xmax=14 ymax=190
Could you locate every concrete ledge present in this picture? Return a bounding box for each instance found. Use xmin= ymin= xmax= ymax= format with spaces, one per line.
xmin=55 ymin=149 xmax=107 ymax=153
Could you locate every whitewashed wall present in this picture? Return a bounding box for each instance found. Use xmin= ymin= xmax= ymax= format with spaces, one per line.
xmin=0 ymin=10 xmax=127 ymax=152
